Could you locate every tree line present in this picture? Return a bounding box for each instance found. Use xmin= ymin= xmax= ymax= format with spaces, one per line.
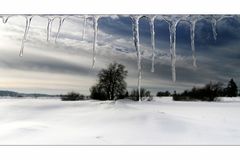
xmin=172 ymin=79 xmax=238 ymax=101
xmin=61 ymin=62 xmax=239 ymax=101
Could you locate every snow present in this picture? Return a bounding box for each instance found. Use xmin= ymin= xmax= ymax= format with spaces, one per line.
xmin=1 ymin=97 xmax=240 ymax=145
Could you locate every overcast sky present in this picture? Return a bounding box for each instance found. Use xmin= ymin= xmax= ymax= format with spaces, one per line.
xmin=0 ymin=15 xmax=239 ymax=95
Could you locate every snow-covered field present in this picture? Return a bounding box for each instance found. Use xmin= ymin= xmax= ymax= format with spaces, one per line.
xmin=0 ymin=97 xmax=240 ymax=145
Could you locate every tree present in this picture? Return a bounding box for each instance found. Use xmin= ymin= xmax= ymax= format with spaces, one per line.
xmin=90 ymin=62 xmax=128 ymax=100
xmin=226 ymin=78 xmax=238 ymax=97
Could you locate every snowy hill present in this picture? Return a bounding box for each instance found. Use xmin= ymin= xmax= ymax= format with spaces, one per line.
xmin=0 ymin=97 xmax=240 ymax=145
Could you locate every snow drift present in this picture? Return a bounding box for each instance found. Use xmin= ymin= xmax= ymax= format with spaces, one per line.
xmin=0 ymin=97 xmax=240 ymax=145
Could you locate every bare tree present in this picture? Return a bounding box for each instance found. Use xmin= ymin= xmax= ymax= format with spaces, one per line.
xmin=90 ymin=63 xmax=128 ymax=100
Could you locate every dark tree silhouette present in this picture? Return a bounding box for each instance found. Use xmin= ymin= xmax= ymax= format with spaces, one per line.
xmin=90 ymin=62 xmax=128 ymax=100
xmin=226 ymin=78 xmax=238 ymax=97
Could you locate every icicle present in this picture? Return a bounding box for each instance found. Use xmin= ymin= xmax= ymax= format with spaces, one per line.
xmin=211 ymin=18 xmax=217 ymax=41
xmin=19 ymin=16 xmax=32 ymax=57
xmin=82 ymin=15 xmax=87 ymax=40
xmin=92 ymin=15 xmax=100 ymax=69
xmin=210 ymin=15 xmax=230 ymax=41
xmin=168 ymin=20 xmax=179 ymax=83
xmin=148 ymin=16 xmax=156 ymax=72
xmin=131 ymin=15 xmax=142 ymax=101
xmin=47 ymin=18 xmax=53 ymax=42
xmin=190 ymin=20 xmax=197 ymax=67
xmin=55 ymin=17 xmax=65 ymax=43
xmin=1 ymin=16 xmax=9 ymax=24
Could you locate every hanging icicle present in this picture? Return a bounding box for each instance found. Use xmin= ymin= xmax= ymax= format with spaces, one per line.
xmin=169 ymin=21 xmax=178 ymax=82
xmin=46 ymin=17 xmax=54 ymax=42
xmin=162 ymin=15 xmax=187 ymax=82
xmin=19 ymin=16 xmax=32 ymax=57
xmin=92 ymin=15 xmax=100 ymax=69
xmin=211 ymin=18 xmax=217 ymax=41
xmin=1 ymin=15 xmax=10 ymax=24
xmin=162 ymin=16 xmax=181 ymax=83
xmin=187 ymin=15 xmax=207 ymax=68
xmin=82 ymin=15 xmax=87 ymax=40
xmin=210 ymin=15 xmax=231 ymax=41
xmin=55 ymin=16 xmax=66 ymax=43
xmin=148 ymin=15 xmax=156 ymax=72
xmin=131 ymin=15 xmax=142 ymax=101
xmin=190 ymin=20 xmax=197 ymax=67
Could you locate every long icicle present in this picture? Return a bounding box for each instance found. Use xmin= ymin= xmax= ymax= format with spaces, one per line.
xmin=82 ymin=15 xmax=87 ymax=40
xmin=211 ymin=18 xmax=217 ymax=41
xmin=148 ymin=16 xmax=156 ymax=72
xmin=190 ymin=20 xmax=197 ymax=67
xmin=55 ymin=17 xmax=65 ymax=43
xmin=92 ymin=15 xmax=100 ymax=69
xmin=131 ymin=15 xmax=142 ymax=101
xmin=168 ymin=20 xmax=178 ymax=82
xmin=47 ymin=17 xmax=53 ymax=42
xmin=19 ymin=16 xmax=32 ymax=57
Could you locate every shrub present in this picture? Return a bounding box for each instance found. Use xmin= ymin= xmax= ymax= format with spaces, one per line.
xmin=173 ymin=82 xmax=224 ymax=101
xmin=156 ymin=91 xmax=171 ymax=97
xmin=128 ymin=88 xmax=152 ymax=101
xmin=61 ymin=92 xmax=85 ymax=101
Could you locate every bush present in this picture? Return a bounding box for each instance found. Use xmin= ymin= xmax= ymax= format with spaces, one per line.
xmin=61 ymin=92 xmax=85 ymax=101
xmin=156 ymin=91 xmax=171 ymax=97
xmin=128 ymin=88 xmax=152 ymax=101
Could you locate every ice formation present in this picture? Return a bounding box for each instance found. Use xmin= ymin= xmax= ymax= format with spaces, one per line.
xmin=187 ymin=15 xmax=202 ymax=68
xmin=211 ymin=17 xmax=218 ymax=41
xmin=82 ymin=15 xmax=87 ymax=40
xmin=46 ymin=17 xmax=54 ymax=42
xmin=190 ymin=21 xmax=197 ymax=67
xmin=148 ymin=15 xmax=156 ymax=72
xmin=19 ymin=16 xmax=32 ymax=57
xmin=131 ymin=15 xmax=142 ymax=101
xmin=210 ymin=15 xmax=233 ymax=41
xmin=0 ymin=15 xmax=10 ymax=24
xmin=92 ymin=15 xmax=100 ymax=69
xmin=55 ymin=16 xmax=66 ymax=43
xmin=162 ymin=15 xmax=184 ymax=82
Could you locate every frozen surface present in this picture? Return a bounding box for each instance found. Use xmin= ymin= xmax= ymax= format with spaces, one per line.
xmin=1 ymin=97 xmax=240 ymax=145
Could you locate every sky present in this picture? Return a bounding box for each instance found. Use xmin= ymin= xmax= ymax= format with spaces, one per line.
xmin=0 ymin=15 xmax=240 ymax=95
